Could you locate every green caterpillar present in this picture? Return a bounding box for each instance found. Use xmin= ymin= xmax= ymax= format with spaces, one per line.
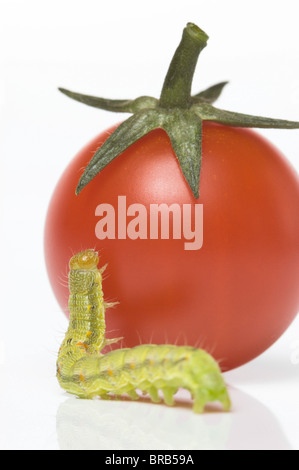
xmin=57 ymin=249 xmax=231 ymax=413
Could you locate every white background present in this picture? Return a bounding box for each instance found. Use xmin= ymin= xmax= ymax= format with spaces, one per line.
xmin=0 ymin=0 xmax=299 ymax=450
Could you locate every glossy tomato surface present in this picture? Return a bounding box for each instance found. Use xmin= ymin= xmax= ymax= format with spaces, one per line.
xmin=44 ymin=121 xmax=299 ymax=371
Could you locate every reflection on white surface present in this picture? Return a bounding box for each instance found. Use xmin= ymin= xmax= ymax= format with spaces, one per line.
xmin=56 ymin=387 xmax=291 ymax=450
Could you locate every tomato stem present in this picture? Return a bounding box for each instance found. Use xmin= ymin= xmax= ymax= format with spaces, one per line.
xmin=58 ymin=22 xmax=299 ymax=198
xmin=159 ymin=23 xmax=209 ymax=109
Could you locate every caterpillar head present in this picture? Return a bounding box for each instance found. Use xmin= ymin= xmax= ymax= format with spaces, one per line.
xmin=69 ymin=249 xmax=100 ymax=270
xmin=69 ymin=250 xmax=101 ymax=295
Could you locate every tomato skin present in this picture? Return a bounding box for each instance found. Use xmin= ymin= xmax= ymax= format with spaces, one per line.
xmin=44 ymin=121 xmax=299 ymax=371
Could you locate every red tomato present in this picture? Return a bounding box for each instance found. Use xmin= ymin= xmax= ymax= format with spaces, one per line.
xmin=44 ymin=121 xmax=299 ymax=371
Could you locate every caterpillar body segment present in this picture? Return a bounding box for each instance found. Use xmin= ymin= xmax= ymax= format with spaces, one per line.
xmin=57 ymin=250 xmax=120 ymax=379
xmin=57 ymin=249 xmax=231 ymax=413
xmin=59 ymin=344 xmax=231 ymax=413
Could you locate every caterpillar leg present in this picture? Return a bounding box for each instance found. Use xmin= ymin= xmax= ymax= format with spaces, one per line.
xmin=99 ymin=392 xmax=112 ymax=400
xmin=161 ymin=387 xmax=177 ymax=406
xmin=192 ymin=391 xmax=209 ymax=414
xmin=192 ymin=399 xmax=205 ymax=414
xmin=219 ymin=389 xmax=231 ymax=412
xmin=192 ymin=388 xmax=231 ymax=413
xmin=127 ymin=389 xmax=139 ymax=401
xmin=147 ymin=386 xmax=161 ymax=403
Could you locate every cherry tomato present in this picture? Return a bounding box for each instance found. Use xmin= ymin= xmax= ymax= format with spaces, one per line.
xmin=44 ymin=121 xmax=299 ymax=371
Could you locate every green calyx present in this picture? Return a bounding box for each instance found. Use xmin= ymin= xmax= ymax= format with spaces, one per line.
xmin=59 ymin=22 xmax=299 ymax=199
